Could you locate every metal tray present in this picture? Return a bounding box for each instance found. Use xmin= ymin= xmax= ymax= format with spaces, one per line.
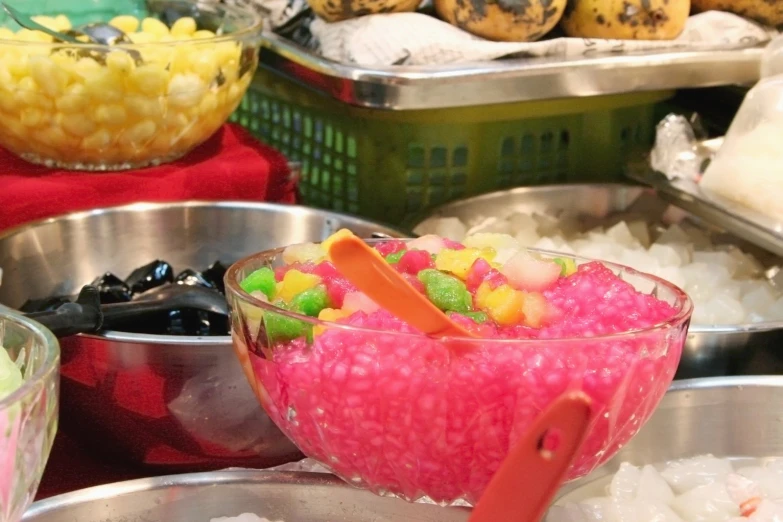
xmin=23 ymin=470 xmax=469 ymax=522
xmin=627 ymin=147 xmax=783 ymax=259
xmin=557 ymin=375 xmax=783 ymax=498
xmin=258 ymin=33 xmax=764 ymax=110
xmin=411 ymin=183 xmax=783 ymax=380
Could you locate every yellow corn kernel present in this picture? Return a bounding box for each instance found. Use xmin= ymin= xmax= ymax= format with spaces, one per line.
xmin=189 ymin=52 xmax=218 ymax=81
xmin=435 ymin=248 xmax=495 ymax=280
xmin=106 ymin=51 xmax=135 ymax=75
xmin=29 ymin=56 xmax=68 ymax=97
xmin=276 ymin=270 xmax=321 ymax=303
xmin=92 ymin=104 xmax=127 ymax=126
xmin=129 ymin=64 xmax=168 ymax=96
xmin=214 ymin=42 xmax=240 ymax=66
xmin=128 ymin=31 xmax=155 ymax=44
xmin=72 ymin=57 xmax=101 ymax=80
xmin=31 ymin=16 xmax=59 ymax=31
xmin=163 ymin=110 xmax=190 ymax=131
xmin=109 ymin=15 xmax=140 ymax=34
xmin=61 ymin=113 xmax=97 ymax=137
xmin=7 ymin=51 xmax=29 ymax=77
xmin=40 ymin=125 xmax=77 ymax=150
xmin=198 ymin=92 xmax=218 ymax=115
xmin=146 ymin=132 xmax=174 ymax=154
xmin=227 ymin=81 xmax=244 ymax=104
xmin=124 ymin=95 xmax=163 ymax=118
xmin=168 ymin=73 xmax=206 ymax=109
xmin=55 ymin=83 xmax=88 ymax=113
xmin=477 ymin=284 xmax=525 ymax=326
xmin=140 ymin=17 xmax=169 ymax=38
xmin=122 ymin=119 xmax=157 ymax=146
xmin=84 ymin=70 xmax=123 ymax=102
xmin=53 ymin=14 xmax=72 ymax=31
xmin=81 ymin=128 xmax=112 ymax=151
xmin=16 ymin=77 xmax=53 ymax=110
xmin=170 ymin=17 xmax=197 ymax=37
xmin=20 ymin=107 xmax=44 ymax=127
xmin=321 ymin=229 xmax=355 ymax=255
xmin=0 ymin=91 xmax=15 ymax=113
xmin=4 ymin=119 xmax=25 ymax=139
xmin=49 ymin=52 xmax=79 ymax=79
xmin=192 ymin=29 xmax=215 ymax=39
xmin=16 ymin=28 xmax=52 ymax=42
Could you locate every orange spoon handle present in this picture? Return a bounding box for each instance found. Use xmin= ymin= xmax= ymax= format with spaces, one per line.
xmin=470 ymin=391 xmax=593 ymax=522
xmin=327 ymin=235 xmax=476 ymax=338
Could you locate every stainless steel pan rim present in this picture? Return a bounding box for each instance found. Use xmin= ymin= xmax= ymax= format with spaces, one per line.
xmin=0 ymin=200 xmax=408 ymax=240
xmin=669 ymin=374 xmax=783 ymax=391
xmin=416 ymin=183 xmax=783 ymax=337
xmin=23 ymin=470 xmax=346 ymax=516
xmin=2 ymin=200 xmax=409 ymax=345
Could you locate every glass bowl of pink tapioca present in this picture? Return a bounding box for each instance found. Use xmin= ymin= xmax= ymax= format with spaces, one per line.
xmin=0 ymin=305 xmax=59 ymax=522
xmin=224 ymin=238 xmax=693 ymax=506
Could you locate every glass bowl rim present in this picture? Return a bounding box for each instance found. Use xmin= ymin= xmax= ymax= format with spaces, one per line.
xmin=224 ymin=238 xmax=695 ymax=345
xmin=0 ymin=0 xmax=264 ymax=48
xmin=0 ymin=304 xmax=60 ymax=410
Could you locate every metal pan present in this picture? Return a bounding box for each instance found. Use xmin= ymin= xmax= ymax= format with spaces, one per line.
xmin=22 ymin=470 xmax=469 ymax=522
xmin=627 ymin=141 xmax=783 ymax=259
xmin=557 ymin=375 xmax=783 ymax=497
xmin=257 ymin=35 xmax=764 ymax=109
xmin=0 ymin=201 xmax=407 ymax=472
xmin=411 ymin=183 xmax=783 ymax=379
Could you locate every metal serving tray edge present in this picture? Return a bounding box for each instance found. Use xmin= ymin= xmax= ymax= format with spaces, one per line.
xmin=258 ymin=33 xmax=764 ymax=110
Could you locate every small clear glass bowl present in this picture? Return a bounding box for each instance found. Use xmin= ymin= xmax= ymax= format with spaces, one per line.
xmin=0 ymin=306 xmax=59 ymax=522
xmin=0 ymin=0 xmax=262 ymax=171
xmin=225 ymin=240 xmax=693 ymax=506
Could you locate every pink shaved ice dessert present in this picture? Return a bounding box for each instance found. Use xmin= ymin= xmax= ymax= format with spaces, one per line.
xmin=227 ymin=232 xmax=693 ymax=505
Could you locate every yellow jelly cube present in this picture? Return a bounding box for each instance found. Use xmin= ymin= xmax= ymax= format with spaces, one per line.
xmin=282 ymin=242 xmax=326 ymax=265
xmin=435 ymin=248 xmax=495 ymax=280
xmin=522 ymin=292 xmax=549 ymax=328
xmin=322 ymin=229 xmax=355 ymax=255
xmin=314 ymin=308 xmax=352 ymax=335
xmin=276 ymin=270 xmax=321 ymax=303
xmin=553 ymin=257 xmax=578 ymax=277
xmin=477 ymin=284 xmax=525 ymax=326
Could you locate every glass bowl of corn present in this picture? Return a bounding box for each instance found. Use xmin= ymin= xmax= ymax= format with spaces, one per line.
xmin=0 ymin=0 xmax=263 ymax=171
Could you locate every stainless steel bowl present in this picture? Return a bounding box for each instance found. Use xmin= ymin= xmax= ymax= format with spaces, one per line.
xmin=412 ymin=184 xmax=783 ymax=380
xmin=0 ymin=201 xmax=406 ymax=472
xmin=22 ymin=469 xmax=469 ymax=522
xmin=557 ymin=375 xmax=783 ymax=498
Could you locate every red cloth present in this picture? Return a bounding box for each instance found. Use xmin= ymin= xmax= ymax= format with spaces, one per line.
xmin=0 ymin=124 xmax=297 ymax=231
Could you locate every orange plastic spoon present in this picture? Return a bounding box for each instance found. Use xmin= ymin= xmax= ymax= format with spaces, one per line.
xmin=326 ymin=234 xmax=477 ymax=338
xmin=469 ymin=391 xmax=593 ymax=522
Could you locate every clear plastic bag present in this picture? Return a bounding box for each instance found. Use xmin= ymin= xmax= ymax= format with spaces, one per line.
xmin=699 ymin=42 xmax=783 ymax=223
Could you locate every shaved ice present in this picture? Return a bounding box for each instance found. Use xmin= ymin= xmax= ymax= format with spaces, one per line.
xmin=549 ymin=456 xmax=783 ymax=522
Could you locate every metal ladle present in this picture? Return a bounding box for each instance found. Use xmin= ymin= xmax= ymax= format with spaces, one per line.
xmin=1 ymin=2 xmax=143 ymax=63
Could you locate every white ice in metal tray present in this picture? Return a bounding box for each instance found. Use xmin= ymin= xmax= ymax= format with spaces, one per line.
xmin=415 ymin=213 xmax=782 ymax=326
xmin=547 ymin=456 xmax=783 ymax=522
xmin=650 ymin=114 xmax=703 ymax=182
xmin=211 ymin=514 xmax=283 ymax=522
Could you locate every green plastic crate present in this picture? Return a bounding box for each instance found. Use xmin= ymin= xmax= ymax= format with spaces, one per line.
xmin=231 ymin=68 xmax=672 ymax=224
